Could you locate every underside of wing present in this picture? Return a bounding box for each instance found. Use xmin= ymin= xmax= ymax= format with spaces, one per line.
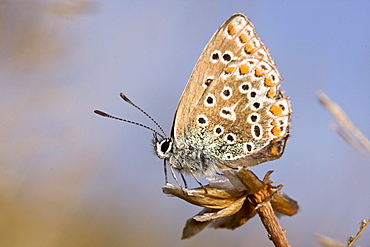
xmin=171 ymin=13 xmax=291 ymax=168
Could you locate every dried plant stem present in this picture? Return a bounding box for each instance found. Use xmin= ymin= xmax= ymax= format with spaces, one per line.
xmin=347 ymin=219 xmax=370 ymax=247
xmin=237 ymin=169 xmax=291 ymax=247
xmin=317 ymin=90 xmax=370 ymax=159
xmin=250 ymin=186 xmax=290 ymax=247
xmin=164 ymin=169 xmax=298 ymax=242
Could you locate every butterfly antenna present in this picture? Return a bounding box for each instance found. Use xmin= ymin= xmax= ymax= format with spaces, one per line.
xmin=120 ymin=93 xmax=167 ymax=137
xmin=94 ymin=110 xmax=165 ymax=139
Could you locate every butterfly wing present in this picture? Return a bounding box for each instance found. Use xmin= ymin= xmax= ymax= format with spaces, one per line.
xmin=173 ymin=13 xmax=291 ymax=168
xmin=173 ymin=14 xmax=254 ymax=138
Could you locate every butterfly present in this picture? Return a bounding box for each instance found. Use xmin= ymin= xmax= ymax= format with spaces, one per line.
xmin=95 ymin=13 xmax=291 ymax=186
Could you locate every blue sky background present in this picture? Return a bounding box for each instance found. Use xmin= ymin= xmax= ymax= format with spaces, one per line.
xmin=1 ymin=1 xmax=370 ymax=246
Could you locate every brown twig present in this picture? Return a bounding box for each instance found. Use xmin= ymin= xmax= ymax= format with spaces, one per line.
xmin=256 ymin=200 xmax=290 ymax=247
xmin=316 ymin=219 xmax=370 ymax=247
xmin=347 ymin=219 xmax=370 ymax=247
xmin=239 ymin=169 xmax=290 ymax=247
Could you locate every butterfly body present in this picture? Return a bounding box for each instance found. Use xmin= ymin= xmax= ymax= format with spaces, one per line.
xmin=154 ymin=13 xmax=291 ymax=178
xmin=154 ymin=137 xmax=220 ymax=177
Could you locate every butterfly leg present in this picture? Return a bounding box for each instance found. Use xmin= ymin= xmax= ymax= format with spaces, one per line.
xmin=163 ymin=160 xmax=168 ymax=184
xmin=190 ymin=172 xmax=208 ymax=194
xmin=169 ymin=165 xmax=183 ymax=188
xmin=180 ymin=173 xmax=188 ymax=189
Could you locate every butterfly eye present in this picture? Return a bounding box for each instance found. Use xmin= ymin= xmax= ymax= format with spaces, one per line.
xmin=160 ymin=140 xmax=171 ymax=153
xmin=155 ymin=139 xmax=173 ymax=159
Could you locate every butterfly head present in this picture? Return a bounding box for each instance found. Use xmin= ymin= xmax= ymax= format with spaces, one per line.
xmin=153 ymin=133 xmax=173 ymax=159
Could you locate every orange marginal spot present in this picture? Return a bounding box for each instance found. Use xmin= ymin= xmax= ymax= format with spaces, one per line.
xmin=270 ymin=137 xmax=280 ymax=143
xmin=267 ymin=88 xmax=276 ymax=98
xmin=264 ymin=76 xmax=277 ymax=87
xmin=239 ymin=64 xmax=250 ymax=75
xmin=270 ymin=145 xmax=279 ymax=155
xmin=228 ymin=24 xmax=236 ymax=35
xmin=224 ymin=66 xmax=236 ymax=74
xmin=239 ymin=33 xmax=248 ymax=43
xmin=271 ymin=127 xmax=282 ymax=137
xmin=271 ymin=120 xmax=278 ymax=127
xmin=255 ymin=67 xmax=265 ymax=77
xmin=244 ymin=44 xmax=255 ymax=54
xmin=270 ymin=104 xmax=283 ymax=116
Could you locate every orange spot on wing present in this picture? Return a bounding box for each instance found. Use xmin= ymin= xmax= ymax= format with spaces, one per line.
xmin=270 ymin=104 xmax=283 ymax=116
xmin=270 ymin=145 xmax=279 ymax=155
xmin=228 ymin=24 xmax=236 ymax=35
xmin=264 ymin=76 xmax=278 ymax=87
xmin=267 ymin=88 xmax=276 ymax=98
xmin=224 ymin=67 xmax=236 ymax=74
xmin=244 ymin=44 xmax=255 ymax=54
xmin=271 ymin=127 xmax=282 ymax=137
xmin=239 ymin=33 xmax=248 ymax=43
xmin=239 ymin=64 xmax=250 ymax=75
xmin=255 ymin=67 xmax=265 ymax=77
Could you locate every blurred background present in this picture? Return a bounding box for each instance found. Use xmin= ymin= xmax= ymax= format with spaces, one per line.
xmin=1 ymin=1 xmax=370 ymax=246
